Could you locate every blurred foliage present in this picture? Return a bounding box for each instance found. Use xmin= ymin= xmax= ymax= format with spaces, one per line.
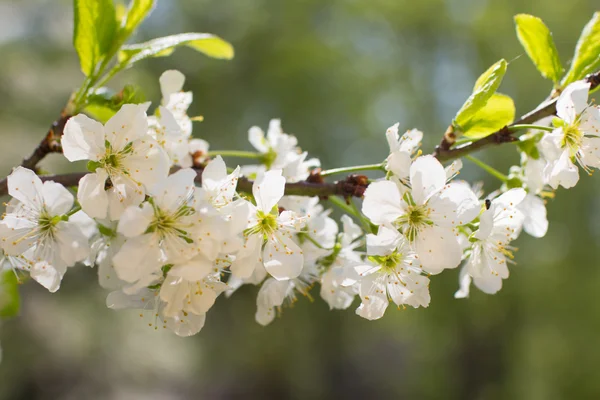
xmin=0 ymin=0 xmax=599 ymax=399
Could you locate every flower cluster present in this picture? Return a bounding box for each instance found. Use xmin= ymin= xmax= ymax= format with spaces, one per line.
xmin=1 ymin=72 xmax=599 ymax=337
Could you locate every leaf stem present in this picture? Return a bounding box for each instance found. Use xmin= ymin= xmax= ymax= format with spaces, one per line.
xmin=207 ymin=150 xmax=263 ymax=159
xmin=320 ymin=163 xmax=385 ymax=177
xmin=508 ymin=124 xmax=554 ymax=133
xmin=465 ymin=155 xmax=508 ymax=182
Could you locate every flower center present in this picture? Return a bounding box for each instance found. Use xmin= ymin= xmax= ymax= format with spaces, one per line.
xmin=246 ymin=210 xmax=278 ymax=238
xmin=394 ymin=204 xmax=431 ymax=241
xmin=369 ymin=252 xmax=404 ymax=274
xmin=147 ymin=205 xmax=194 ymax=243
xmin=560 ymin=124 xmax=584 ymax=156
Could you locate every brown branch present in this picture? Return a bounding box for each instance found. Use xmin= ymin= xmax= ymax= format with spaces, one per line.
xmin=0 ymin=169 xmax=368 ymax=199
xmin=21 ymin=113 xmax=70 ymax=171
xmin=433 ymin=70 xmax=600 ymax=162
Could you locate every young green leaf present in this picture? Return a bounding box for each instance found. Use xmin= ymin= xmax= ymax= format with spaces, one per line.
xmin=118 ymin=33 xmax=235 ymax=67
xmin=73 ymin=0 xmax=118 ymax=76
xmin=454 ymin=59 xmax=508 ymax=132
xmin=514 ymin=14 xmax=563 ymax=83
xmin=121 ymin=0 xmax=156 ymax=37
xmin=85 ymin=85 xmax=146 ymax=122
xmin=0 ymin=270 xmax=20 ymax=318
xmin=562 ymin=12 xmax=600 ymax=85
xmin=462 ymin=93 xmax=515 ymax=139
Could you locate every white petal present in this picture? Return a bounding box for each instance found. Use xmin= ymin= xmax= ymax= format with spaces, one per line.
xmin=253 ymin=169 xmax=285 ymax=212
xmin=55 ymin=221 xmax=90 ymax=265
xmin=415 ymin=225 xmax=462 ymax=274
xmin=409 ymin=155 xmax=446 ymax=205
xmin=30 ymin=261 xmax=62 ymax=293
xmin=165 ymin=312 xmax=206 ymax=337
xmin=7 ymin=167 xmax=44 ymax=210
xmin=160 ymin=70 xmax=185 ymax=100
xmin=518 ymin=194 xmax=548 ymax=238
xmin=149 ymin=168 xmax=196 ymax=212
xmin=494 ymin=188 xmax=527 ymax=208
xmin=361 ymin=180 xmax=405 ymax=225
xmin=255 ymin=278 xmax=291 ymax=326
xmin=62 ymin=114 xmax=105 ymax=162
xmin=398 ymin=128 xmax=423 ymax=153
xmin=356 ymin=273 xmax=388 ymax=320
xmin=113 ymin=234 xmax=162 ymax=283
xmin=77 ymin=170 xmax=109 ymax=219
xmin=248 ymin=126 xmax=269 ymax=153
xmin=117 ymin=203 xmax=153 ymax=237
xmin=169 ymin=254 xmax=215 ymax=281
xmin=428 ymin=182 xmax=480 ymax=228
xmin=386 ymin=151 xmax=412 ymax=179
xmin=42 ymin=180 xmax=74 ymax=216
xmin=366 ymin=226 xmax=402 ymax=256
xmin=385 ymin=123 xmax=400 ymax=152
xmin=263 ymin=233 xmax=303 ymax=280
xmin=556 ymin=81 xmax=590 ymax=122
xmin=122 ymin=138 xmax=170 ymax=188
xmin=104 ymin=104 xmax=149 ymax=150
xmin=547 ymin=151 xmax=579 ymax=189
xmin=230 ymin=234 xmax=263 ymax=279
xmin=454 ymin=266 xmax=472 ymax=299
xmin=106 ymin=175 xmax=146 ymax=221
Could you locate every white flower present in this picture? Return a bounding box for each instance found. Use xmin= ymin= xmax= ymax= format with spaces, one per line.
xmin=106 ymin=286 xmax=207 ymax=337
xmin=147 ymin=70 xmax=199 ymax=167
xmin=385 ymin=123 xmax=423 ymax=180
xmin=345 ymin=226 xmax=429 ymax=321
xmin=540 ymin=81 xmax=600 ymax=189
xmin=160 ymin=272 xmax=227 ymax=325
xmin=0 ymin=167 xmax=89 ymax=292
xmin=158 ymin=70 xmax=193 ymax=136
xmin=230 ymin=170 xmax=306 ymax=281
xmin=455 ymin=188 xmax=526 ymax=297
xmin=362 ymin=155 xmax=480 ymax=273
xmin=112 ymin=169 xmax=199 ymax=286
xmin=247 ymin=119 xmax=320 ymax=182
xmin=255 ymin=262 xmax=319 ymax=326
xmin=62 ymin=104 xmax=170 ymax=220
xmin=319 ymin=215 xmax=363 ymax=310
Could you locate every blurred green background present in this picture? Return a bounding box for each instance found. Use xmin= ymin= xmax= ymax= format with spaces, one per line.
xmin=1 ymin=0 xmax=599 ymax=399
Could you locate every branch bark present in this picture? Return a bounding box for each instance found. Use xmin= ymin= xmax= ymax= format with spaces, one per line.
xmin=21 ymin=113 xmax=70 ymax=171
xmin=0 ymin=169 xmax=369 ymax=199
xmin=433 ymin=70 xmax=600 ymax=162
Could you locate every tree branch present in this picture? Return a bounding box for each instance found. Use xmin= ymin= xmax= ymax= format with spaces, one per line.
xmin=21 ymin=113 xmax=70 ymax=171
xmin=0 ymin=169 xmax=369 ymax=199
xmin=433 ymin=70 xmax=600 ymax=162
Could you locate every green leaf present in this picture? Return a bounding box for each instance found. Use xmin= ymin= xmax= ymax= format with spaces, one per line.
xmin=85 ymin=85 xmax=146 ymax=123
xmin=118 ymin=33 xmax=235 ymax=67
xmin=562 ymin=12 xmax=600 ymax=85
xmin=462 ymin=93 xmax=516 ymax=139
xmin=73 ymin=0 xmax=118 ymax=76
xmin=514 ymin=14 xmax=563 ymax=83
xmin=0 ymin=270 xmax=20 ymax=318
xmin=121 ymin=0 xmax=156 ymax=37
xmin=455 ymin=59 xmax=508 ymax=131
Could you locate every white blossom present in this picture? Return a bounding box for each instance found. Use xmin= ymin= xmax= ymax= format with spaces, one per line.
xmin=385 ymin=123 xmax=423 ymax=180
xmin=247 ymin=119 xmax=320 ymax=182
xmin=62 ymin=104 xmax=170 ymax=220
xmin=362 ymin=155 xmax=480 ymax=273
xmin=540 ymin=81 xmax=600 ymax=189
xmin=0 ymin=167 xmax=89 ymax=292
xmin=344 ymin=226 xmax=430 ymax=320
xmin=455 ymin=188 xmax=526 ymax=297
xmin=230 ymin=170 xmax=306 ymax=281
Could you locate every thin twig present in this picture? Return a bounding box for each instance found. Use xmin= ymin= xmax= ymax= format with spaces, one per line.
xmin=433 ymin=70 xmax=600 ymax=162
